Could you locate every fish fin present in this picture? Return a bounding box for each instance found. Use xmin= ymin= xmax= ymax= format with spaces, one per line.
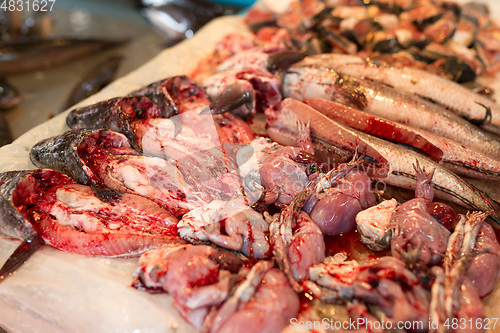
xmin=267 ymin=50 xmax=307 ymax=72
xmin=91 ymin=184 xmax=122 ymax=204
xmin=171 ymin=117 xmax=183 ymax=139
xmin=209 ymin=85 xmax=254 ymax=117
xmin=0 ymin=233 xmax=44 ymax=282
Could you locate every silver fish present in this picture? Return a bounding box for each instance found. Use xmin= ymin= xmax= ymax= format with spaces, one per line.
xmin=304 ymin=98 xmax=500 ymax=179
xmin=297 ymin=53 xmax=500 ymax=133
xmin=284 ymin=58 xmax=500 ymax=160
xmin=267 ymin=99 xmax=500 ymax=224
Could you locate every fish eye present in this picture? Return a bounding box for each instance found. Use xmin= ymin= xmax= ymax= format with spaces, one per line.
xmin=308 ymin=164 xmax=318 ymax=174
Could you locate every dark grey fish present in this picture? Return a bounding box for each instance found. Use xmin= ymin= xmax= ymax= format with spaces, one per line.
xmin=30 ymin=130 xmax=95 ymax=185
xmin=0 ymin=76 xmax=20 ymax=110
xmin=141 ymin=0 xmax=244 ymax=46
xmin=0 ymin=170 xmax=44 ymax=283
xmin=66 ymin=76 xmax=206 ymax=140
xmin=127 ymin=77 xmax=179 ymax=117
xmin=0 ymin=170 xmax=36 ymax=240
xmin=65 ymin=95 xmax=159 ymax=152
xmin=66 ymin=97 xmax=125 ymax=132
xmin=0 ymin=38 xmax=127 ymax=75
xmin=59 ymin=55 xmax=124 ymax=113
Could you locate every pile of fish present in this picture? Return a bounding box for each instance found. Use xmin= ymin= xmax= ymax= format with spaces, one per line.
xmin=246 ymin=0 xmax=500 ymax=82
xmin=139 ymin=0 xmax=247 ymax=47
xmin=1 ymin=0 xmax=500 ymax=332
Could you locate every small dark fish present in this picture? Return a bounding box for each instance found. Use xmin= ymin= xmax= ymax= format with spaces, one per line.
xmin=209 ymin=83 xmax=255 ymax=119
xmin=0 ymin=37 xmax=127 ymax=75
xmin=0 ymin=114 xmax=12 ymax=147
xmin=141 ymin=0 xmax=244 ymax=46
xmin=267 ymin=50 xmax=307 ymax=72
xmin=59 ymin=55 xmax=124 ymax=113
xmin=0 ymin=76 xmax=20 ymax=110
xmin=30 ymin=130 xmax=95 ymax=185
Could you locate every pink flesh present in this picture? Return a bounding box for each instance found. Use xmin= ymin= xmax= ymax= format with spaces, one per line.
xmin=466 ymin=223 xmax=500 ymax=297
xmin=31 ymin=211 xmax=183 ymax=257
xmin=190 ymin=33 xmax=256 ymax=81
xmin=167 ymin=76 xmax=212 ymax=114
xmin=13 ymin=169 xmax=184 ymax=257
xmin=455 ymin=278 xmax=486 ymax=333
xmin=391 ymin=198 xmax=451 ymax=266
xmin=288 ymin=211 xmax=325 ymax=283
xmin=304 ymin=98 xmax=444 ymax=161
xmin=129 ymin=109 xmax=255 ymax=202
xmin=305 ymin=168 xmax=377 ymax=236
xmin=466 ymin=252 xmax=500 ymax=297
xmin=216 ymin=268 xmax=300 ymax=333
xmin=214 ymin=113 xmax=256 ymax=144
xmin=310 ymin=190 xmax=361 ymax=235
xmin=77 ymin=130 xmax=208 ymax=216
